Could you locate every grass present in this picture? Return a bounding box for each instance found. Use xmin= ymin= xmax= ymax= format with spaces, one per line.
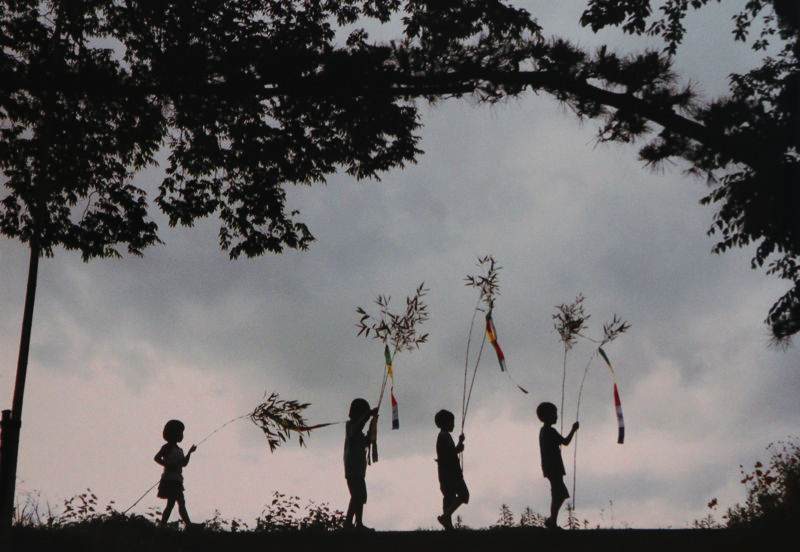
xmin=9 ymin=524 xmax=786 ymax=552
xmin=8 ymin=438 xmax=797 ymax=550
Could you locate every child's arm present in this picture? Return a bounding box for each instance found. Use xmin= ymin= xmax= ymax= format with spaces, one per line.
xmin=183 ymin=445 xmax=197 ymax=466
xmin=561 ymin=422 xmax=579 ymax=446
xmin=355 ymin=407 xmax=379 ymax=432
xmin=154 ymin=445 xmax=168 ymax=466
xmin=455 ymin=433 xmax=465 ymax=454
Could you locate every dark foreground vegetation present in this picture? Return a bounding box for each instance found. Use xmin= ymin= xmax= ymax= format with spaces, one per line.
xmin=6 ymin=438 xmax=798 ymax=550
xmin=8 ymin=525 xmax=791 ymax=552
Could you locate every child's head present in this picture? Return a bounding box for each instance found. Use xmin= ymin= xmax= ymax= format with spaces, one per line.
xmin=162 ymin=419 xmax=185 ymax=443
xmin=536 ymin=402 xmax=558 ymax=425
xmin=434 ymin=409 xmax=455 ymax=432
xmin=349 ymin=398 xmax=371 ymax=420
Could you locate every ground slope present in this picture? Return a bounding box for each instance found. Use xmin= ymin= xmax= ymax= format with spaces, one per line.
xmin=10 ymin=526 xmax=786 ymax=552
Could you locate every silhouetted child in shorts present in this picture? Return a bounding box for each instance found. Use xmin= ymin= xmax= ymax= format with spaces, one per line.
xmin=435 ymin=409 xmax=469 ymax=530
xmin=536 ymin=402 xmax=578 ymax=529
xmin=343 ymin=398 xmax=378 ymax=531
xmin=154 ymin=419 xmax=196 ymax=527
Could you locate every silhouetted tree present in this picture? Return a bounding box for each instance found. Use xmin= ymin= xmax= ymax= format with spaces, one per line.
xmin=575 ymin=1 xmax=800 ymax=342
xmin=113 ymin=0 xmax=799 ymax=339
xmin=383 ymin=0 xmax=799 ymax=342
xmin=1 ymin=1 xmax=164 ymax=528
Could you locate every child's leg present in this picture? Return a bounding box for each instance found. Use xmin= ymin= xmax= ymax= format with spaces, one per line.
xmin=549 ymin=495 xmax=564 ymax=524
xmin=161 ymin=498 xmax=175 ymax=525
xmin=176 ymin=495 xmax=192 ymax=526
xmin=345 ymin=478 xmax=357 ymax=527
xmin=352 ymin=478 xmax=367 ymax=527
xmin=345 ymin=477 xmax=367 ymax=527
xmin=547 ymin=477 xmax=568 ymax=527
xmin=354 ymin=501 xmax=364 ymax=526
xmin=443 ymin=495 xmax=460 ymax=518
xmin=455 ymin=482 xmax=470 ymax=512
xmin=438 ymin=496 xmax=452 ymax=529
xmin=345 ymin=497 xmax=356 ymax=526
xmin=443 ymin=481 xmax=469 ymax=518
xmin=438 ymin=494 xmax=458 ymax=530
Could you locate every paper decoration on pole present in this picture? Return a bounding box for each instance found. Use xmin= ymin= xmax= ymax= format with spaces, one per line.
xmin=553 ymin=294 xmax=590 ymax=434
xmin=355 ymin=284 xmax=429 ymax=463
xmin=598 ymin=347 xmax=625 ymax=444
xmin=390 ymin=390 xmax=399 ymax=430
xmin=568 ymin=307 xmax=630 ymax=512
xmin=485 ymin=312 xmax=506 ymax=371
xmin=486 ymin=310 xmax=528 ymax=394
xmin=386 ymin=345 xmax=399 ymax=430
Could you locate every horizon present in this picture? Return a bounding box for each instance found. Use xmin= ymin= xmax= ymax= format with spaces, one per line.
xmin=1 ymin=0 xmax=798 ymax=531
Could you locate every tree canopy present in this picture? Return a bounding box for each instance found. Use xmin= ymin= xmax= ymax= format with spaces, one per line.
xmin=2 ymin=0 xmax=798 ymax=340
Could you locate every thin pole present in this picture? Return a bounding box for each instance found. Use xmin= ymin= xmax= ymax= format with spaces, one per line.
xmin=560 ymin=343 xmax=567 ymax=434
xmin=459 ymin=331 xmax=487 ymax=472
xmin=376 ymin=346 xmax=396 ymax=410
xmin=571 ymin=350 xmax=597 ymax=511
xmin=461 ymin=332 xmax=486 ymax=436
xmin=572 ymin=434 xmax=579 ymax=511
xmin=461 ymin=297 xmax=482 ymax=430
xmin=195 ymin=414 xmax=251 ymax=447
xmin=121 ymin=481 xmax=159 ymax=515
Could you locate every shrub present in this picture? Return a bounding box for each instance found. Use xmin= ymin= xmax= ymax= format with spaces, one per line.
xmin=724 ymin=439 xmax=800 ymax=528
xmin=255 ymin=491 xmax=343 ymax=532
xmin=493 ymin=504 xmax=515 ymax=528
xmin=519 ymin=507 xmax=546 ymax=528
xmin=697 ymin=438 xmax=799 ymax=529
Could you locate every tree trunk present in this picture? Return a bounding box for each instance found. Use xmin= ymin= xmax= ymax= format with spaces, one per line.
xmin=0 ymin=241 xmax=40 ymax=530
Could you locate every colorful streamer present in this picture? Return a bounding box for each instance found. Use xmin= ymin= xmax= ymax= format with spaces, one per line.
xmin=390 ymin=390 xmax=399 ymax=430
xmin=384 ymin=344 xmax=393 ymax=370
xmin=485 ymin=312 xmax=506 ymax=371
xmin=598 ymin=347 xmax=625 ymax=444
xmin=386 ymin=345 xmax=399 ymax=430
xmin=369 ymin=345 xmax=400 ymax=463
xmin=485 ymin=311 xmax=529 ymax=394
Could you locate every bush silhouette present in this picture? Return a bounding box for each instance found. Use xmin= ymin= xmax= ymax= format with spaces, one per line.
xmin=725 ymin=439 xmax=800 ymax=528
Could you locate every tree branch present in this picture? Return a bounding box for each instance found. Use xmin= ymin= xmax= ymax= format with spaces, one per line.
xmin=3 ymin=68 xmax=761 ymax=171
xmin=388 ymin=69 xmax=762 ymax=170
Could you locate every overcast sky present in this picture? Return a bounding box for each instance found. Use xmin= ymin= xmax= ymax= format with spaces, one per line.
xmin=2 ymin=1 xmax=798 ymax=530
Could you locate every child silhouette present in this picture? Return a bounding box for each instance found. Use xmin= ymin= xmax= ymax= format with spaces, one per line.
xmin=434 ymin=409 xmax=469 ymax=530
xmin=343 ymin=398 xmax=378 ymax=531
xmin=154 ymin=419 xmax=196 ymax=527
xmin=536 ymin=402 xmax=578 ymax=529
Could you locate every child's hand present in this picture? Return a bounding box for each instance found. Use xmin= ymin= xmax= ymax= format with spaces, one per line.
xmin=572 ymin=421 xmax=580 ymax=432
xmin=189 ymin=445 xmax=197 ymax=453
xmin=458 ymin=433 xmax=465 ymax=443
xmin=371 ymin=407 xmax=379 ymax=416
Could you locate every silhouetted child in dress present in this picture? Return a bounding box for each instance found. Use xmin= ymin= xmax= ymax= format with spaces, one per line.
xmin=154 ymin=419 xmax=196 ymax=527
xmin=435 ymin=409 xmax=469 ymax=530
xmin=537 ymin=402 xmax=578 ymax=529
xmin=343 ymin=398 xmax=379 ymax=531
